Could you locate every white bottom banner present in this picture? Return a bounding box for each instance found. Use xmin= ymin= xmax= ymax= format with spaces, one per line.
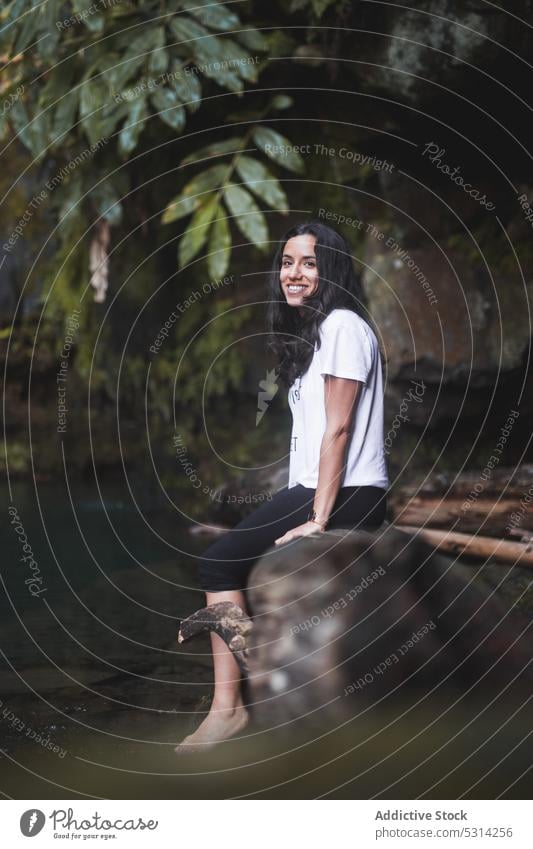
xmin=3 ymin=800 xmax=530 ymax=847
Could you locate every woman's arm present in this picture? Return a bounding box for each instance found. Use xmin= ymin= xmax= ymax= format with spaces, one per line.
xmin=311 ymin=375 xmax=362 ymax=529
xmin=274 ymin=374 xmax=362 ymax=544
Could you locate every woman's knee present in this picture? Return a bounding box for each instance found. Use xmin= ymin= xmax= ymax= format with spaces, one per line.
xmin=198 ymin=559 xmax=247 ymax=592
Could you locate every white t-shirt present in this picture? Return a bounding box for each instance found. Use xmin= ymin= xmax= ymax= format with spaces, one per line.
xmin=287 ymin=308 xmax=389 ymax=490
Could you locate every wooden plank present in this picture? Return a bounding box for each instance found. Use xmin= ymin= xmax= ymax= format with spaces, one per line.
xmin=394 ymin=524 xmax=533 ymax=567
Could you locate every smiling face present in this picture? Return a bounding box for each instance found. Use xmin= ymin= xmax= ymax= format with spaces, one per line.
xmin=279 ymin=234 xmax=319 ymax=312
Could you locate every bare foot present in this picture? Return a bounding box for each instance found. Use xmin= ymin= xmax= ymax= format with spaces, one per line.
xmin=174 ymin=704 xmax=249 ymax=755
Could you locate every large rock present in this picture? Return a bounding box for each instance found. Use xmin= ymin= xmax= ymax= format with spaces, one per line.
xmin=347 ymin=0 xmax=528 ymax=107
xmin=363 ymin=236 xmax=532 ymax=385
xmin=244 ymin=526 xmax=532 ymax=727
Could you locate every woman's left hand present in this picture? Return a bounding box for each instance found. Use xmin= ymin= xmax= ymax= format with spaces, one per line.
xmin=274 ymin=521 xmax=326 ymax=545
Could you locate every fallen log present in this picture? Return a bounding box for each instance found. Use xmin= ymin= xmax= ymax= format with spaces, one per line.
xmin=177 ymin=526 xmax=533 ymax=728
xmin=397 ymin=464 xmax=533 ymax=498
xmin=509 ymin=528 xmax=533 ymax=543
xmin=394 ymin=524 xmax=533 ymax=566
xmin=390 ymin=464 xmax=533 ymax=536
xmin=391 ymin=495 xmax=530 ymax=536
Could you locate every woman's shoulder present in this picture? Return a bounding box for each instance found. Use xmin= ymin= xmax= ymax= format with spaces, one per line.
xmin=321 ymin=309 xmax=376 ymax=344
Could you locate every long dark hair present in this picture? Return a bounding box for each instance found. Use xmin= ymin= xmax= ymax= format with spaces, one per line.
xmin=266 ymin=220 xmax=372 ymax=387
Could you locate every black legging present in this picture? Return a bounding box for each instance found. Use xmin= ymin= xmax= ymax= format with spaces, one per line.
xmin=198 ymin=484 xmax=387 ymax=592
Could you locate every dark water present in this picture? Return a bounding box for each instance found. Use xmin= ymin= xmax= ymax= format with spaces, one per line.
xmin=2 ymin=479 xmax=217 ymax=789
xmin=2 ymin=481 xmax=532 ymax=799
xmin=3 ymin=478 xmax=207 ymax=610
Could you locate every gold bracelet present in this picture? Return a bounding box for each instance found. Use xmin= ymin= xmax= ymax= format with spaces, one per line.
xmin=308 ymin=509 xmax=328 ymax=530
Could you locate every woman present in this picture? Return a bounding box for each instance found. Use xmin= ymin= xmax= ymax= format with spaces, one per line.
xmin=176 ymin=220 xmax=389 ymax=752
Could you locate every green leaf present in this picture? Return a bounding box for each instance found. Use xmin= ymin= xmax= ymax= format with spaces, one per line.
xmin=118 ymin=96 xmax=147 ymax=156
xmin=30 ymin=110 xmax=52 ymax=158
xmin=80 ymin=77 xmax=109 ymax=146
xmin=172 ymin=68 xmax=202 ymax=113
xmin=84 ymin=13 xmax=105 ymax=33
xmin=169 ymin=15 xmax=211 ymax=44
xmin=99 ymin=52 xmax=146 ymax=95
xmin=235 ymin=156 xmax=289 ymax=211
xmin=102 ymin=26 xmax=163 ymax=95
xmin=234 ymin=28 xmax=269 ymax=51
xmin=36 ymin=0 xmax=61 ymax=59
xmin=187 ymin=0 xmax=240 ymax=32
xmin=223 ymin=184 xmax=268 ymax=249
xmin=8 ymin=99 xmax=29 ymax=138
xmin=90 ymin=181 xmax=123 ymax=226
xmin=150 ymin=87 xmax=186 ymax=131
xmin=148 ymin=26 xmax=168 ymax=74
xmin=9 ymin=99 xmax=50 ymax=158
xmin=182 ymin=138 xmax=242 ymax=165
xmin=169 ymin=17 xmax=250 ymax=92
xmin=40 ymin=58 xmax=76 ymax=108
xmin=207 ymin=213 xmax=231 ymax=279
xmin=51 ymin=89 xmax=79 ymax=147
xmin=216 ymin=38 xmax=258 ymax=83
xmin=253 ymin=126 xmax=305 ymax=173
xmin=71 ymin=0 xmax=105 ymax=34
xmin=271 ymin=94 xmax=293 ymax=110
xmin=162 ymin=164 xmax=228 ymax=224
xmin=126 ymin=26 xmax=163 ymax=55
xmin=311 ymin=0 xmax=338 ymax=17
xmin=178 ymin=195 xmax=219 ymax=267
xmin=56 ymin=172 xmax=83 ymax=240
xmin=0 ymin=0 xmax=26 ymax=48
xmin=0 ymin=114 xmax=8 ymax=142
xmin=100 ymin=101 xmax=131 ymax=142
xmin=14 ymin=3 xmax=40 ymax=54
